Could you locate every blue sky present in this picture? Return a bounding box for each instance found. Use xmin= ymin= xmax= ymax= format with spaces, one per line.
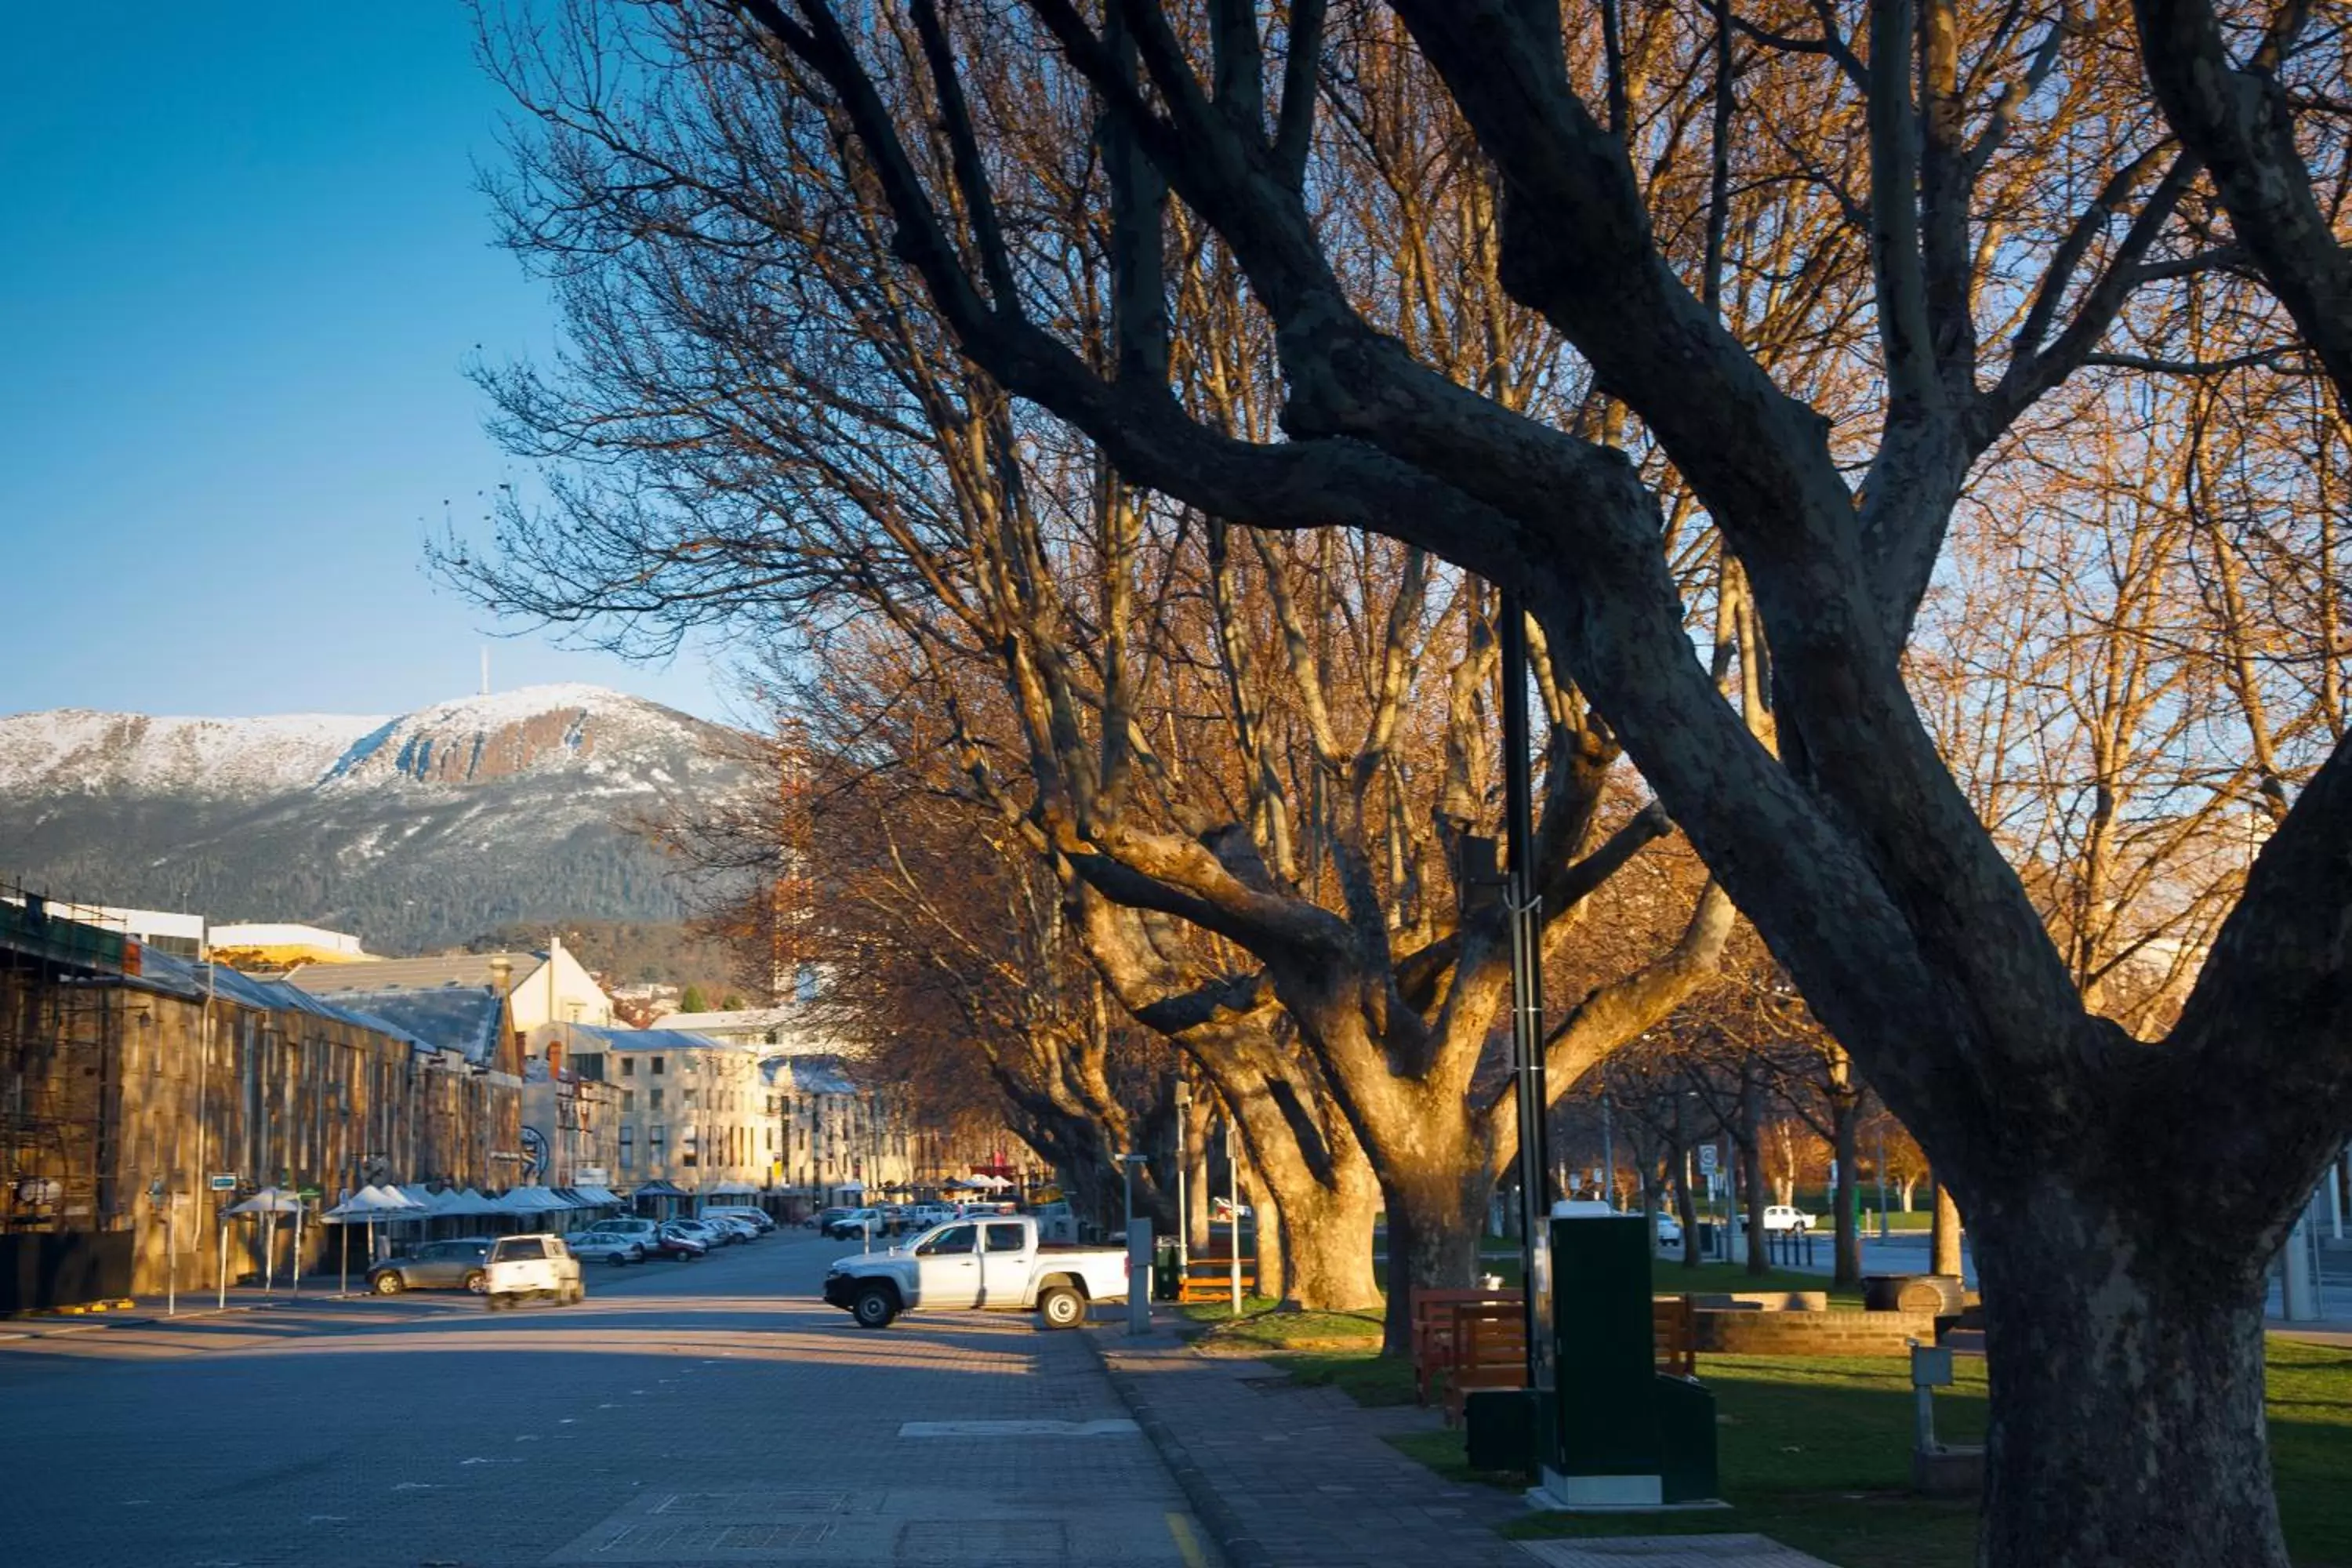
xmin=0 ymin=6 xmax=720 ymax=721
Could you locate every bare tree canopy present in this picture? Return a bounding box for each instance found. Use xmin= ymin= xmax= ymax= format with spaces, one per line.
xmin=452 ymin=2 xmax=2352 ymax=1560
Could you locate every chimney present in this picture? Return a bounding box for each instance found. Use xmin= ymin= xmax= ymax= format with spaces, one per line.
xmin=489 ymin=955 xmax=514 ymax=996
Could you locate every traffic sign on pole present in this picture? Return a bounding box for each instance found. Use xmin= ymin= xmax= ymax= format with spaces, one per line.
xmin=209 ymin=1174 xmax=237 ymax=1192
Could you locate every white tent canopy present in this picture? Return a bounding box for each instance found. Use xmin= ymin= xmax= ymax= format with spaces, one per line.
xmin=495 ymin=1185 xmax=573 ymax=1214
xmin=224 ymin=1188 xmax=303 ymax=1215
xmin=437 ymin=1188 xmax=505 ymax=1218
xmin=707 ymin=1181 xmax=760 ymax=1197
xmin=321 ymin=1185 xmax=423 ymax=1221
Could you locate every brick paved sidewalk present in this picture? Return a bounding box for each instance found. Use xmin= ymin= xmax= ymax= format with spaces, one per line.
xmin=1088 ymin=1324 xmax=1538 ymax=1568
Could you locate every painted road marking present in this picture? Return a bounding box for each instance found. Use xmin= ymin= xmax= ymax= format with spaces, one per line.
xmin=1166 ymin=1512 xmax=1210 ymax=1568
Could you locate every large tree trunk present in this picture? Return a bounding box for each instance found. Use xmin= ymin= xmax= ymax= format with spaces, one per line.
xmin=1740 ymin=1074 xmax=1769 ymax=1276
xmin=1216 ymin=1060 xmax=1382 ymax=1315
xmin=1931 ymin=1179 xmax=1964 ymax=1277
xmin=1185 ymin=1091 xmax=1214 ymax=1255
xmin=1254 ymin=1177 xmax=1287 ymax=1304
xmin=1974 ymin=1188 xmax=2287 ymax=1568
xmin=1832 ymin=1097 xmax=1861 ymax=1287
xmin=1378 ymin=1160 xmax=1491 ymax=1354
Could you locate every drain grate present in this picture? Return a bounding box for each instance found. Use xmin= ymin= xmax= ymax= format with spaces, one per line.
xmin=596 ymin=1521 xmax=835 ymax=1552
xmin=895 ymin=1519 xmax=1068 ymax=1567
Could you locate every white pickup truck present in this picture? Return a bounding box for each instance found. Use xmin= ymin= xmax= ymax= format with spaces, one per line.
xmin=821 ymin=1215 xmax=1128 ymax=1330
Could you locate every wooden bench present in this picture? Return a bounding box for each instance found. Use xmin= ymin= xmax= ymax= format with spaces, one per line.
xmin=1442 ymin=1302 xmax=1530 ymax=1426
xmin=1177 ymin=1254 xmax=1258 ymax=1303
xmin=1653 ymin=1294 xmax=1697 ymax=1377
xmin=1410 ymin=1287 xmax=1522 ymax=1405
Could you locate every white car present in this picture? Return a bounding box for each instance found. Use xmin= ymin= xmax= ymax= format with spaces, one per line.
xmin=484 ymin=1233 xmax=585 ymax=1309
xmin=1654 ymin=1213 xmax=1683 ymax=1246
xmin=568 ymin=1230 xmax=645 ymax=1267
xmin=704 ymin=1205 xmax=776 ymax=1234
xmin=1737 ymin=1204 xmax=1818 ymax=1233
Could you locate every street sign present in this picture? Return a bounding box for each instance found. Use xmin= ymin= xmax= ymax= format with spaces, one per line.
xmin=209 ymin=1174 xmax=237 ymax=1192
xmin=296 ymin=1185 xmax=323 ymax=1201
xmin=1697 ymin=1145 xmax=1718 ymax=1175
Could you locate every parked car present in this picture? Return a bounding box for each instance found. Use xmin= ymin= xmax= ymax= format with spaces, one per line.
xmin=368 ymin=1236 xmax=494 ymax=1296
xmin=484 ymin=1233 xmax=584 ymax=1309
xmin=811 ymin=1207 xmax=855 ymax=1232
xmin=1654 ymin=1213 xmax=1683 ymax=1246
xmin=568 ymin=1230 xmax=646 ymax=1267
xmin=1737 ymin=1205 xmax=1818 ymax=1234
xmin=822 ymin=1215 xmax=1130 ymax=1330
xmin=702 ymin=1214 xmax=760 ymax=1242
xmin=825 ymin=1207 xmax=883 ymax=1240
xmin=705 ymin=1205 xmax=776 ymax=1234
xmin=669 ymin=1218 xmax=736 ymax=1249
xmin=654 ymin=1221 xmax=710 ymax=1259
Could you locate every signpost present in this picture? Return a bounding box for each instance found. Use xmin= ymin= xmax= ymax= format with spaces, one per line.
xmin=1697 ymin=1146 xmax=1720 ymax=1259
xmin=209 ymin=1174 xmax=236 ymax=1192
xmin=150 ymin=1179 xmax=176 ymax=1317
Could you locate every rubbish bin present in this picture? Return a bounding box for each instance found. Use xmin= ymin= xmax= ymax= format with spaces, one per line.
xmin=1152 ymin=1238 xmax=1181 ymax=1301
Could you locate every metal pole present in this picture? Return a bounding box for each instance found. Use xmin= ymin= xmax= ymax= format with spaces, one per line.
xmin=165 ymin=1197 xmax=176 ymax=1317
xmin=1877 ymin=1127 xmax=1889 ymax=1240
xmin=1229 ymin=1137 xmax=1242 ymax=1317
xmin=218 ymin=1221 xmax=227 ymax=1312
xmin=1501 ymin=590 xmax=1554 ymax=1396
xmin=198 ymin=958 xmax=213 ymax=1302
xmin=1174 ymin=1080 xmax=1190 ymax=1275
xmin=1602 ymin=1094 xmax=1617 ymax=1207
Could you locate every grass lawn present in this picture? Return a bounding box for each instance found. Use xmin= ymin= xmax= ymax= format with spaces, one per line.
xmin=1359 ymin=1339 xmax=2352 ymax=1568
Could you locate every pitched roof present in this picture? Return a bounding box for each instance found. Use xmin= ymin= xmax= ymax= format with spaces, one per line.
xmin=286 ymin=952 xmax=543 ymax=994
xmin=761 ymin=1054 xmax=858 ymax=1094
xmin=569 ymin=1025 xmax=757 ymax=1055
xmin=311 ymin=986 xmax=507 ymax=1063
xmin=648 ymin=1007 xmax=791 ymax=1031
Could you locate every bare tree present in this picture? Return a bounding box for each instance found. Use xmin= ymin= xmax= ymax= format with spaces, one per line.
xmin=690 ymin=3 xmax=2352 ymax=1559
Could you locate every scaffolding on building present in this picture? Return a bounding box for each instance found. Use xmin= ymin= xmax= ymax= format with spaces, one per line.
xmin=1 ymin=880 xmax=132 ymax=1235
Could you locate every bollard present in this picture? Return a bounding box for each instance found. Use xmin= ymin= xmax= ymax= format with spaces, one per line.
xmin=1126 ymin=1218 xmax=1154 ymax=1336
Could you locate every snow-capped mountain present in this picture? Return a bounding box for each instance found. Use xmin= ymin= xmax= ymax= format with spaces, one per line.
xmin=0 ymin=686 xmax=750 ymax=953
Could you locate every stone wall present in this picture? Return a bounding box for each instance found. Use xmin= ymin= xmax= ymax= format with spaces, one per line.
xmin=1693 ymin=1307 xmax=1940 ymax=1356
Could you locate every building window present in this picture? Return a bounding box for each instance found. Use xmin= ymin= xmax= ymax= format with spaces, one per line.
xmin=682 ymin=1128 xmax=699 ymax=1168
xmin=649 ymin=1126 xmax=666 ymax=1163
xmin=649 ymin=1088 xmax=664 ymax=1110
xmin=796 ymin=963 xmax=818 ymax=1002
xmin=684 ymin=1089 xmax=697 ymax=1109
xmin=622 ymin=1057 xmax=635 ymax=1077
xmin=651 ymin=1058 xmax=665 ymax=1075
xmin=619 ymin=1127 xmax=635 ymax=1171
xmin=622 ymin=1090 xmax=634 ymax=1111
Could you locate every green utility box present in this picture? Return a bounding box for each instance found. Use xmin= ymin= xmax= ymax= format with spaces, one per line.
xmin=1537 ymin=1207 xmax=1720 ymax=1508
xmin=1465 ymin=1388 xmax=1537 ymax=1473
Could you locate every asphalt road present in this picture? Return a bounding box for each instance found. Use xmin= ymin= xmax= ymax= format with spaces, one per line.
xmin=0 ymin=1229 xmax=1209 ymax=1568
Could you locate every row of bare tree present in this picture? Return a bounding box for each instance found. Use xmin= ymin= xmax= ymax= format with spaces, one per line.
xmin=440 ymin=2 xmax=2352 ymax=1560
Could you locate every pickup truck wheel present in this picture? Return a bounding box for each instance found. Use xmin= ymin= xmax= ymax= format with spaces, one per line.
xmin=1037 ymin=1285 xmax=1084 ymax=1330
xmin=851 ymin=1284 xmax=898 ymax=1329
xmin=464 ymin=1270 xmax=488 ymax=1294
